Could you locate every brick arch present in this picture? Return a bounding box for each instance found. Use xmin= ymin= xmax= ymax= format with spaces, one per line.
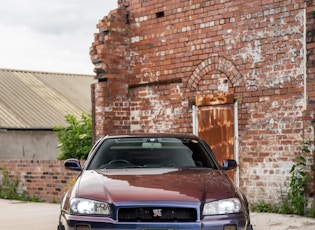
xmin=185 ymin=56 xmax=243 ymax=92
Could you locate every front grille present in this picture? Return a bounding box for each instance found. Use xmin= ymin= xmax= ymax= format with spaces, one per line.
xmin=118 ymin=207 xmax=197 ymax=222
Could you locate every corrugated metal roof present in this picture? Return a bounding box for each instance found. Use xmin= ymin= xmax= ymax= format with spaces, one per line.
xmin=0 ymin=68 xmax=97 ymax=129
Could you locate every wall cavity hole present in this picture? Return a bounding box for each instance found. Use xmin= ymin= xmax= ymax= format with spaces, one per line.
xmin=156 ymin=11 xmax=164 ymax=18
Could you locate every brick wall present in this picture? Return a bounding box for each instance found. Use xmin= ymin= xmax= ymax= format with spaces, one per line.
xmin=90 ymin=0 xmax=315 ymax=203
xmin=0 ymin=160 xmax=80 ymax=202
xmin=306 ymin=0 xmax=315 ymax=197
xmin=307 ymin=1 xmax=315 ymax=106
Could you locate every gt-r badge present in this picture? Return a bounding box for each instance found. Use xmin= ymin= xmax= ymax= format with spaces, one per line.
xmin=153 ymin=209 xmax=162 ymax=217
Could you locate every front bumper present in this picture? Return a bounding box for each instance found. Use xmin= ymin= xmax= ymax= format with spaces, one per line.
xmin=59 ymin=212 xmax=251 ymax=230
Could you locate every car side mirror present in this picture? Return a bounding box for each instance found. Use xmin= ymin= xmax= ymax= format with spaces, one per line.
xmin=221 ymin=159 xmax=237 ymax=170
xmin=64 ymin=159 xmax=82 ymax=171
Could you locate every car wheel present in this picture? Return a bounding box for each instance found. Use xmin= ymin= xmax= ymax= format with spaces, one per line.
xmin=57 ymin=223 xmax=65 ymax=230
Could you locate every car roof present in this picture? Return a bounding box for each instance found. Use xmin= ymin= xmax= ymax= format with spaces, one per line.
xmin=103 ymin=133 xmax=199 ymax=139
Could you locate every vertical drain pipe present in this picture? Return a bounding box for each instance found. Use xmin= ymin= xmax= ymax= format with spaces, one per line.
xmin=234 ymin=101 xmax=240 ymax=187
xmin=303 ymin=9 xmax=307 ymax=109
xmin=192 ymin=105 xmax=198 ymax=136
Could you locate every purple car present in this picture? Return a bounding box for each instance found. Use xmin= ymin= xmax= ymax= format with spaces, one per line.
xmin=58 ymin=133 xmax=253 ymax=230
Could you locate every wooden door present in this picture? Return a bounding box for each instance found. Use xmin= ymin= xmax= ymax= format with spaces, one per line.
xmin=197 ymin=104 xmax=235 ymax=180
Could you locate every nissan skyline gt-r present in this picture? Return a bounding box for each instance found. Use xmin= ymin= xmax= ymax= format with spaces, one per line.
xmin=58 ymin=133 xmax=253 ymax=230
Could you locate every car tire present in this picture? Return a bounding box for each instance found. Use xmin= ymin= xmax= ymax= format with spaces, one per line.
xmin=57 ymin=223 xmax=65 ymax=230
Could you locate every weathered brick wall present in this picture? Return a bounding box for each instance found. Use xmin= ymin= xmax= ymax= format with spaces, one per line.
xmin=0 ymin=160 xmax=80 ymax=202
xmin=306 ymin=0 xmax=315 ymax=196
xmin=90 ymin=0 xmax=315 ymax=203
xmin=91 ymin=6 xmax=131 ymax=138
xmin=307 ymin=1 xmax=315 ymax=106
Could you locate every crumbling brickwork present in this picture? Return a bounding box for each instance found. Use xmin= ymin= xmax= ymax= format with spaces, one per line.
xmin=90 ymin=0 xmax=315 ymax=203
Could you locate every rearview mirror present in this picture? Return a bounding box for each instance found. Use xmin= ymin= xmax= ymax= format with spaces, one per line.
xmin=64 ymin=159 xmax=82 ymax=171
xmin=221 ymin=159 xmax=237 ymax=170
xmin=142 ymin=142 xmax=162 ymax=148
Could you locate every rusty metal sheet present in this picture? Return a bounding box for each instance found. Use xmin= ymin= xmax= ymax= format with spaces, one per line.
xmin=195 ymin=92 xmax=234 ymax=106
xmin=198 ymin=104 xmax=234 ymax=179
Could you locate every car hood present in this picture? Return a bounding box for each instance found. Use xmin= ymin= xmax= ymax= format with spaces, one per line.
xmin=75 ymin=168 xmax=237 ymax=203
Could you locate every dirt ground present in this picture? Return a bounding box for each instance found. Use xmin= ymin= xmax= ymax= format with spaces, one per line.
xmin=251 ymin=212 xmax=315 ymax=230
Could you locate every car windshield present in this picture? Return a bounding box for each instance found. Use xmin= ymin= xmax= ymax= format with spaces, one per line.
xmin=87 ymin=137 xmax=217 ymax=170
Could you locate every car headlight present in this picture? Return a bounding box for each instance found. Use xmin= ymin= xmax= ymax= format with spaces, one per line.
xmin=70 ymin=198 xmax=111 ymax=215
xmin=202 ymin=198 xmax=241 ymax=215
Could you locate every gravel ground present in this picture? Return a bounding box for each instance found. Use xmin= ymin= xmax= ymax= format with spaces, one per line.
xmin=251 ymin=212 xmax=315 ymax=230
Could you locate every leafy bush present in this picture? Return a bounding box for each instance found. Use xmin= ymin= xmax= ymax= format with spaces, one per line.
xmin=287 ymin=141 xmax=310 ymax=216
xmin=250 ymin=200 xmax=279 ymax=213
xmin=0 ymin=167 xmax=40 ymax=202
xmin=251 ymin=141 xmax=313 ymax=217
xmin=54 ymin=113 xmax=92 ymax=160
xmin=0 ymin=167 xmax=18 ymax=199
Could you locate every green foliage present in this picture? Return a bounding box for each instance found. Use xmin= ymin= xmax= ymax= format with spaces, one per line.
xmin=251 ymin=199 xmax=315 ymax=218
xmin=0 ymin=167 xmax=18 ymax=199
xmin=251 ymin=141 xmax=313 ymax=218
xmin=54 ymin=113 xmax=92 ymax=160
xmin=306 ymin=199 xmax=315 ymax=218
xmin=287 ymin=141 xmax=310 ymax=216
xmin=277 ymin=199 xmax=293 ymax=215
xmin=250 ymin=200 xmax=279 ymax=213
xmin=0 ymin=167 xmax=40 ymax=202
